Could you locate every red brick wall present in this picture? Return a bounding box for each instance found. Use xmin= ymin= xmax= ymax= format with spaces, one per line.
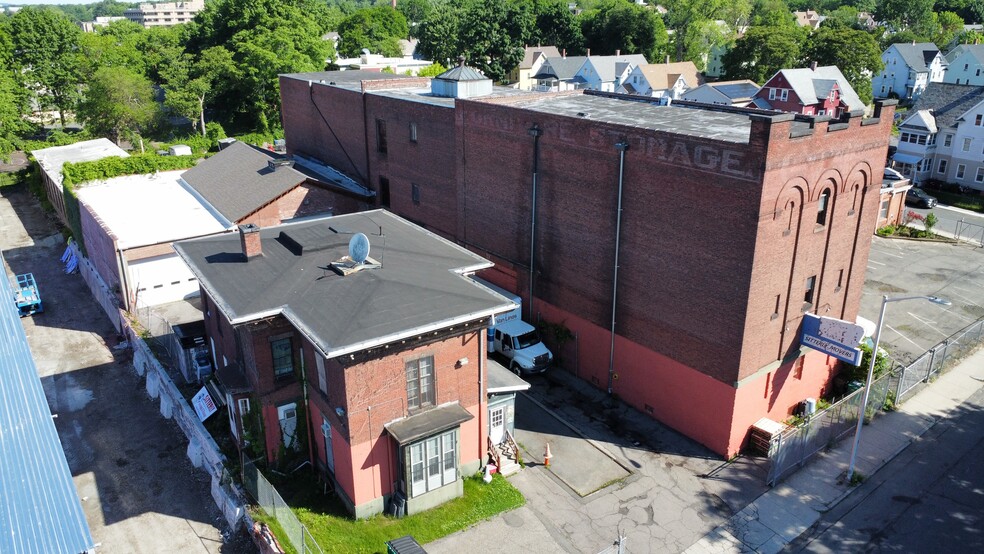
xmin=78 ymin=198 xmax=122 ymax=301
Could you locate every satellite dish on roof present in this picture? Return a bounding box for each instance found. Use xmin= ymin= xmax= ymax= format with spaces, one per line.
xmin=349 ymin=233 xmax=370 ymax=263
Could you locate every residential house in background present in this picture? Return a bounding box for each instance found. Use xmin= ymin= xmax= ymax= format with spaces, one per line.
xmin=682 ymin=80 xmax=760 ymax=106
xmin=78 ymin=16 xmax=126 ymax=32
xmin=280 ymin=67 xmax=897 ymax=459
xmin=532 ymin=55 xmax=588 ymax=91
xmin=872 ymin=43 xmax=946 ymax=101
xmin=751 ymin=65 xmax=865 ymax=118
xmin=175 ymin=210 xmax=513 ymax=518
xmin=943 ymin=44 xmax=984 ymax=86
xmin=123 ymin=0 xmax=204 ymax=27
xmin=618 ymin=61 xmax=700 ymax=99
xmin=509 ymin=45 xmax=561 ymax=91
xmin=793 ymin=10 xmax=825 ymax=30
xmin=31 ymin=138 xmax=129 ymax=226
xmin=893 ymin=83 xmax=984 ymax=190
xmin=572 ymin=54 xmax=648 ymax=92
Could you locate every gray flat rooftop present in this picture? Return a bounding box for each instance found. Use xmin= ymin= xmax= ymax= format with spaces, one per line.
xmin=503 ymin=94 xmax=756 ymax=143
xmin=0 ymin=256 xmax=95 ymax=554
xmin=175 ymin=210 xmax=514 ymax=358
xmin=282 ymin=70 xmax=411 ymax=92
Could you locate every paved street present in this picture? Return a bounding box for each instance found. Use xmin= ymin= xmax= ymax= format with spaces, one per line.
xmin=0 ymin=184 xmax=252 ymax=553
xmin=790 ymin=382 xmax=984 ymax=553
xmin=907 ymin=202 xmax=984 ymax=244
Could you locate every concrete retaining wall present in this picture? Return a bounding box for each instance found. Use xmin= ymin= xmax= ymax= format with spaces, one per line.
xmin=71 ymin=242 xmax=121 ymax=333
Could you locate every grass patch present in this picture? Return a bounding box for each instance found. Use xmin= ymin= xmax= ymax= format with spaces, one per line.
xmin=930 ymin=190 xmax=984 ymax=213
xmin=254 ymin=472 xmax=524 ymax=553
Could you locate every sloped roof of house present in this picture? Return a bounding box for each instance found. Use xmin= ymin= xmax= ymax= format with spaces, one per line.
xmin=0 ymin=254 xmax=95 ymax=554
xmin=900 ymin=109 xmax=938 ymax=133
xmin=584 ymin=54 xmax=649 ymax=82
xmin=794 ymin=10 xmax=825 ymax=29
xmin=708 ymin=80 xmax=760 ymax=100
xmin=180 ymin=141 xmax=309 ymax=224
xmin=945 ymin=43 xmax=984 ymax=65
xmin=534 ymin=56 xmax=588 ymax=80
xmin=892 ymin=42 xmax=942 ymax=73
xmin=911 ymin=82 xmax=984 ymax=130
xmin=437 ymin=62 xmax=487 ymax=81
xmin=518 ymin=45 xmax=561 ymax=69
xmin=771 ymin=65 xmax=866 ymax=112
xmin=174 ymin=210 xmax=514 ymax=359
xmin=31 ymin=138 xmax=129 ymax=188
xmin=636 ymin=61 xmax=701 ymax=90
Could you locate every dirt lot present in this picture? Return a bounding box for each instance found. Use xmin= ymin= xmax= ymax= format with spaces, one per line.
xmin=0 ymin=183 xmax=253 ymax=553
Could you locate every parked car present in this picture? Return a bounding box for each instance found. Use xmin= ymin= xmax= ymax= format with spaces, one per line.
xmin=905 ymin=187 xmax=938 ymax=208
xmin=883 ymin=167 xmax=905 ymax=181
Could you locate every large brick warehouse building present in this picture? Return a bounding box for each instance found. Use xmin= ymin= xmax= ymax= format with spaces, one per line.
xmin=278 ymin=69 xmax=896 ymax=458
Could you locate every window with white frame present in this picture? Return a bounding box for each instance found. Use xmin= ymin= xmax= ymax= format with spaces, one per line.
xmin=406 ymin=429 xmax=457 ymax=498
xmin=977 ymin=167 xmax=984 ymax=183
xmin=977 ymin=114 xmax=983 ymax=126
xmin=779 ymin=89 xmax=788 ymax=101
xmin=944 ymin=134 xmax=952 ymax=147
xmin=957 ymin=164 xmax=966 ymax=179
xmin=406 ymin=356 xmax=435 ymax=410
xmin=879 ymin=199 xmax=889 ymax=219
xmin=963 ymin=138 xmax=972 ymax=152
xmin=768 ymin=88 xmax=776 ymax=100
xmin=938 ymin=159 xmax=948 ymax=174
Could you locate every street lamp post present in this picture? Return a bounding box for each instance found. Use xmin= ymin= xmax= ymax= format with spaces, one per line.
xmin=846 ymin=294 xmax=951 ymax=482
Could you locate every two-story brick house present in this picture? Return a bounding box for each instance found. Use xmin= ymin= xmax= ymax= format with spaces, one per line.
xmin=175 ymin=210 xmax=512 ymax=518
xmin=278 ymin=68 xmax=896 ymax=459
xmin=751 ymin=64 xmax=865 ymax=118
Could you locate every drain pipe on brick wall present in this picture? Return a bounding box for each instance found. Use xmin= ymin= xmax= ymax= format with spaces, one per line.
xmin=528 ymin=124 xmax=543 ymax=322
xmin=608 ymin=140 xmax=629 ymax=395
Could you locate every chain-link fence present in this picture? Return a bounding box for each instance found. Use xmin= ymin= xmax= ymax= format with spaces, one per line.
xmin=766 ymin=315 xmax=984 ymax=486
xmin=242 ymin=457 xmax=324 ymax=554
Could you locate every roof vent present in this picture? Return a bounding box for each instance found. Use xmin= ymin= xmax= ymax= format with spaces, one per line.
xmin=577 ymin=112 xmax=588 ymax=117
xmin=268 ymin=158 xmax=294 ymax=171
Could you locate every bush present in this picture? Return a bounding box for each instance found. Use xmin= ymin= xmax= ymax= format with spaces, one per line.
xmin=876 ymin=225 xmax=895 ymax=237
xmin=845 ymin=343 xmax=891 ymax=382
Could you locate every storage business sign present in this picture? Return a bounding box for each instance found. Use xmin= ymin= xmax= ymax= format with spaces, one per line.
xmin=800 ymin=314 xmax=863 ymax=365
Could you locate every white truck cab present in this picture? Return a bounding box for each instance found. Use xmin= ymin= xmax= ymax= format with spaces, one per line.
xmin=473 ymin=277 xmax=553 ymax=375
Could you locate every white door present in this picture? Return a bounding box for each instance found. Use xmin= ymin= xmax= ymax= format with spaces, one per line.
xmin=128 ymin=254 xmax=199 ymax=306
xmin=489 ymin=406 xmax=505 ymax=444
xmin=426 ymin=436 xmax=442 ymax=491
xmin=321 ymin=416 xmax=335 ymax=473
xmin=227 ymin=393 xmax=238 ymax=440
xmin=278 ymin=403 xmax=298 ymax=450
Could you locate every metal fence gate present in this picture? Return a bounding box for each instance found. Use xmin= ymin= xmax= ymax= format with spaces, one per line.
xmin=242 ymin=458 xmax=324 ymax=554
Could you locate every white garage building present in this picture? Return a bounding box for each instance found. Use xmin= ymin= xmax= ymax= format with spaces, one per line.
xmin=77 ymin=170 xmax=229 ymax=309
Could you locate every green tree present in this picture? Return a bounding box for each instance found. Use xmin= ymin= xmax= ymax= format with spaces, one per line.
xmin=580 ymin=0 xmax=669 ymax=62
xmin=458 ymin=0 xmax=525 ymax=82
xmin=416 ymin=62 xmax=447 ymax=77
xmin=875 ymin=0 xmax=936 ymax=36
xmin=77 ymin=66 xmax=158 ymax=145
xmin=531 ymin=0 xmax=583 ymax=54
xmin=336 ymin=5 xmax=409 ymax=57
xmin=804 ymin=26 xmax=883 ymax=105
xmin=7 ymin=7 xmax=85 ymax=127
xmin=750 ymin=0 xmax=796 ymax=28
xmin=398 ymin=0 xmax=433 ymax=37
xmin=933 ymin=11 xmax=965 ymax=48
xmin=163 ymin=47 xmax=240 ymax=136
xmin=417 ymin=2 xmax=462 ymax=66
xmin=79 ymin=20 xmax=147 ymax=78
xmin=722 ymin=25 xmax=805 ymax=83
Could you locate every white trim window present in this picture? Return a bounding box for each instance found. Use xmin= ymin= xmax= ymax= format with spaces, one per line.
xmin=407 ymin=429 xmax=458 ymax=498
xmin=976 ymin=167 xmax=984 ymax=183
xmin=406 ymin=356 xmax=435 ymax=410
xmin=963 ymin=138 xmax=972 ymax=152
xmin=938 ymin=159 xmax=948 ymax=174
xmin=944 ymin=134 xmax=952 ymax=148
xmin=957 ymin=164 xmax=966 ymax=179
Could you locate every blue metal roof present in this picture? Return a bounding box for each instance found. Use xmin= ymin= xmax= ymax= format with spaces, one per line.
xmin=0 ymin=257 xmax=95 ymax=554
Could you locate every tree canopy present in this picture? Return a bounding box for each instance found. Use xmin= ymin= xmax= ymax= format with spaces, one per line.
xmin=804 ymin=26 xmax=883 ymax=105
xmin=581 ymin=0 xmax=669 ymax=62
xmin=722 ymin=25 xmax=806 ymax=84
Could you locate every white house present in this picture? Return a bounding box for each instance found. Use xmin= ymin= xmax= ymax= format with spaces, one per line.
xmin=872 ymin=43 xmax=947 ymax=101
xmin=893 ymin=83 xmax=984 ymax=189
xmin=618 ymin=62 xmax=700 ymax=98
xmin=943 ymin=44 xmax=984 ymax=86
xmin=533 ymin=56 xmax=589 ymax=91
xmin=573 ymin=54 xmax=648 ymax=92
xmin=509 ymin=45 xmax=561 ymax=90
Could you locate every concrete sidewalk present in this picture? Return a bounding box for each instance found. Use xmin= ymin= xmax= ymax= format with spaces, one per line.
xmin=684 ymin=346 xmax=984 ymax=554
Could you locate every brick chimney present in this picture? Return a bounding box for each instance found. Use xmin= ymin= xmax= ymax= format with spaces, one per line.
xmin=239 ymin=224 xmax=262 ymax=259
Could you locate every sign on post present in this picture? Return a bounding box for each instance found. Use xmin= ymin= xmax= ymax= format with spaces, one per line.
xmin=192 ymin=387 xmax=218 ymax=422
xmin=800 ymin=314 xmax=864 ymax=365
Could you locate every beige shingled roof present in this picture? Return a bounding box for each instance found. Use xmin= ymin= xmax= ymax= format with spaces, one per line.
xmin=636 ymin=62 xmax=702 ymax=90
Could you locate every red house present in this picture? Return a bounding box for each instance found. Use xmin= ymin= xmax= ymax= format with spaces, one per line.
xmin=174 ymin=210 xmax=512 ymax=518
xmin=750 ymin=64 xmax=866 ymax=118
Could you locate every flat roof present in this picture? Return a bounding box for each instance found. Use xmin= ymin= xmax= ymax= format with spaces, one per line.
xmin=31 ymin=138 xmax=129 ymax=187
xmin=0 ymin=256 xmax=95 ymax=554
xmin=175 ymin=210 xmax=515 ymax=358
xmin=487 ymin=359 xmax=531 ymax=394
xmin=502 ymin=94 xmax=756 ymax=143
xmin=75 ymin=170 xmax=228 ymax=249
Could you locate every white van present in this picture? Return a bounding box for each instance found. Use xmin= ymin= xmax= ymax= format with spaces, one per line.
xmin=472 ymin=277 xmax=553 ymax=375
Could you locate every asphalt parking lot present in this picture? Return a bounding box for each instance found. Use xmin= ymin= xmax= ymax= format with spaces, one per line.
xmin=0 ymin=184 xmax=252 ymax=553
xmin=862 ymin=236 xmax=984 ymax=365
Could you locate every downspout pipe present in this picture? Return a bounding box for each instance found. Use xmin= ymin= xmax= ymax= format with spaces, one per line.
xmin=608 ymin=140 xmax=630 ymax=394
xmin=528 ymin=124 xmax=543 ymax=323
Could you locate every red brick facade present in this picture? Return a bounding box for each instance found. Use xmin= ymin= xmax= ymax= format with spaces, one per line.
xmin=279 ymin=74 xmax=896 ymax=456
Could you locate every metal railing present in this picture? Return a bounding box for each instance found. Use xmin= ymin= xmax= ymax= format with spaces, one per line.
xmin=955 ymin=218 xmax=984 ymax=247
xmin=242 ymin=457 xmax=324 ymax=554
xmin=766 ymin=315 xmax=984 ymax=486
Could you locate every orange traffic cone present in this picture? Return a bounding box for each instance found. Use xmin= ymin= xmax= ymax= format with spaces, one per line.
xmin=544 ymin=443 xmax=553 ymax=467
